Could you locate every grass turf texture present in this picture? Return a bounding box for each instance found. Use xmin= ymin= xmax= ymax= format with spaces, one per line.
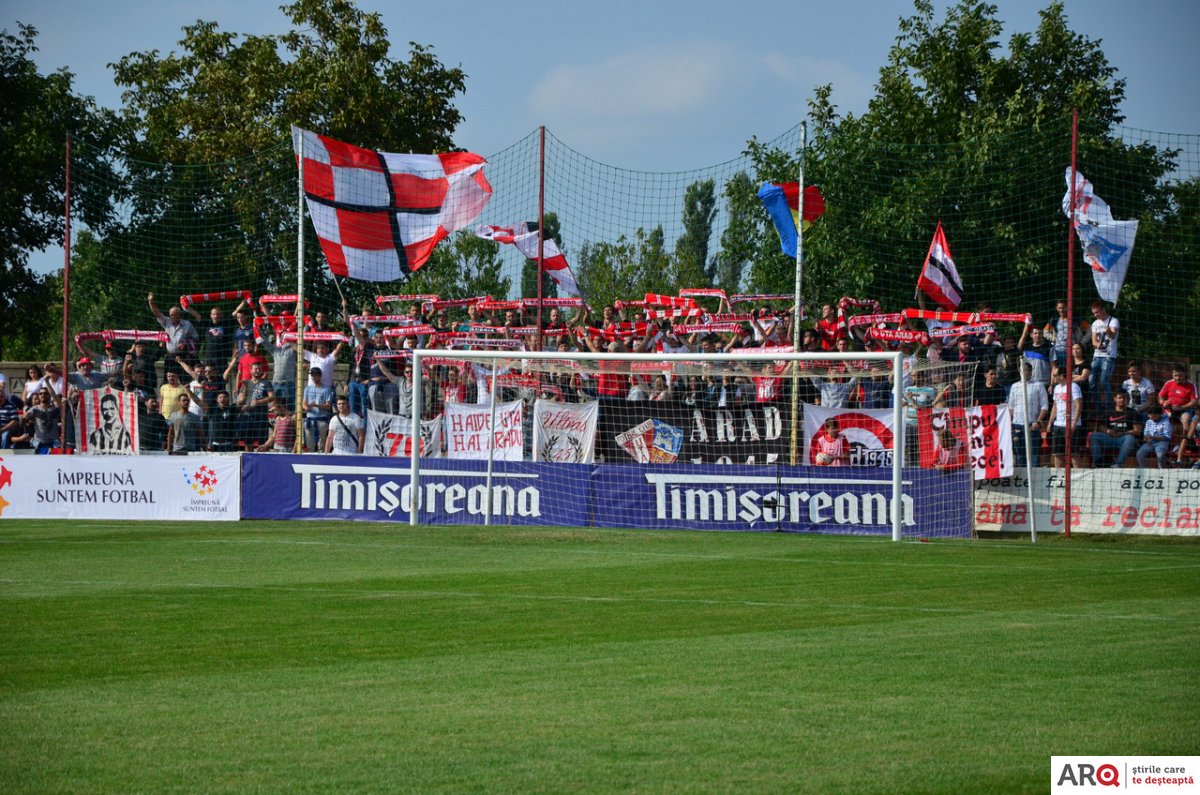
xmin=0 ymin=522 xmax=1197 ymax=794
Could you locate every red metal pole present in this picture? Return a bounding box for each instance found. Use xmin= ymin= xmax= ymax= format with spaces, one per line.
xmin=60 ymin=134 xmax=72 ymax=452
xmin=536 ymin=126 xmax=546 ymax=352
xmin=1064 ymin=108 xmax=1079 ymax=538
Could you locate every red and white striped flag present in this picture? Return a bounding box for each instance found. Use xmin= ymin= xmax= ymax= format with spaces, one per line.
xmin=477 ymin=223 xmax=580 ymax=297
xmin=917 ymin=222 xmax=963 ymax=310
xmin=293 ymin=127 xmax=492 ymax=281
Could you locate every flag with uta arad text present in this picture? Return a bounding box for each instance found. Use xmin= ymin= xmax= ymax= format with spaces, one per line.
xmin=293 ymin=126 xmax=492 ymax=282
xmin=1062 ymin=167 xmax=1138 ymax=305
xmin=757 ymin=182 xmax=825 ymax=258
xmin=917 ymin=221 xmax=963 ymax=310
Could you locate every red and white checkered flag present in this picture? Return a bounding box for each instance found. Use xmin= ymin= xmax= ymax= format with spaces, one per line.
xmin=293 ymin=127 xmax=492 ymax=282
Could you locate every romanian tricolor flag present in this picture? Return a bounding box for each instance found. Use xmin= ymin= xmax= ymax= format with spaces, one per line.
xmin=757 ymin=182 xmax=826 ymax=258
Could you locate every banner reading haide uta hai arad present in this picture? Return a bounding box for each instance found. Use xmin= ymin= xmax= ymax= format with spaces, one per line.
xmin=443 ymin=400 xmax=523 ymax=461
xmin=0 ymin=455 xmax=240 ymax=521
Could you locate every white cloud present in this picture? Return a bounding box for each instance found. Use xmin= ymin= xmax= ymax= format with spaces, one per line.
xmin=521 ymin=42 xmax=876 ymax=168
xmin=759 ymin=52 xmax=876 ymax=113
xmin=529 ymin=41 xmax=743 ymax=119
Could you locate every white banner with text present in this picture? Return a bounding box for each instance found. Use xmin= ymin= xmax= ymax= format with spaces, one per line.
xmin=0 ymin=454 xmax=240 ymax=521
xmin=975 ymin=469 xmax=1200 ymax=536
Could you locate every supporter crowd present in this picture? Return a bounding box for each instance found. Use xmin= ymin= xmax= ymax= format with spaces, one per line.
xmin=0 ymin=291 xmax=1195 ymax=468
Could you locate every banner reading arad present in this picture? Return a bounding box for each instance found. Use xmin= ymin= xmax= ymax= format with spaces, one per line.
xmin=443 ymin=399 xmax=523 ymax=461
xmin=801 ymin=405 xmax=895 ymax=467
xmin=533 ymin=399 xmax=598 ymax=463
xmin=75 ymin=386 xmax=140 ymax=455
xmin=598 ymin=400 xmax=788 ymax=465
xmin=365 ymin=409 xmax=444 ymax=458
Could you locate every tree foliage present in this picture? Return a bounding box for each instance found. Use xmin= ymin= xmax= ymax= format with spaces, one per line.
xmin=0 ymin=24 xmax=126 ymax=358
xmin=673 ymin=178 xmax=716 ymax=289
xmin=722 ymin=0 xmax=1190 ymax=358
xmin=77 ymin=0 xmax=472 ymax=332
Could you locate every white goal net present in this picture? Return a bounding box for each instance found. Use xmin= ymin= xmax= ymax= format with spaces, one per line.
xmin=346 ymin=348 xmax=980 ymax=539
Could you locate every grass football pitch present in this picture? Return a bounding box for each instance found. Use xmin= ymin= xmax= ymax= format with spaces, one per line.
xmin=1 ymin=520 xmax=1197 ymax=793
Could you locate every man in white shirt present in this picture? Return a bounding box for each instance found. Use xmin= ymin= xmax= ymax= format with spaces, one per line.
xmin=325 ymin=396 xmax=364 ymax=455
xmin=303 ymin=339 xmax=345 ymax=388
xmin=1121 ymin=362 xmax=1155 ymax=420
xmin=1007 ymin=362 xmax=1048 ymax=468
xmin=1045 ymin=365 xmax=1083 ymax=468
xmin=1089 ymin=301 xmax=1119 ymax=416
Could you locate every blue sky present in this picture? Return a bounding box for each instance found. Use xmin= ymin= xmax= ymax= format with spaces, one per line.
xmin=7 ymin=0 xmax=1199 ymax=273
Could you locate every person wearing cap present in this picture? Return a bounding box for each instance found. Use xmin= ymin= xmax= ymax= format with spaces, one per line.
xmin=75 ymin=337 xmax=123 ymax=378
xmin=302 ymin=367 xmax=335 ymax=452
xmin=68 ymin=357 xmax=107 ymax=394
xmin=99 ymin=343 xmax=123 ymax=380
xmin=1136 ymin=404 xmax=1173 ymax=469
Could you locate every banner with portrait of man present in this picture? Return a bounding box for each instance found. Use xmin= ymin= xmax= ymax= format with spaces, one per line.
xmin=75 ymin=386 xmax=140 ymax=455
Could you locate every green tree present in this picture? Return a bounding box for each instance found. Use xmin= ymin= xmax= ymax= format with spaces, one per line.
xmin=0 ymin=24 xmax=126 ymax=358
xmin=727 ymin=0 xmax=1183 ymax=358
xmin=576 ymin=226 xmax=672 ymax=311
xmin=710 ymin=171 xmax=756 ymax=295
xmin=672 ymin=179 xmax=716 ymax=290
xmin=75 ymin=0 xmax=471 ymax=336
xmin=402 ymin=231 xmax=511 ymax=302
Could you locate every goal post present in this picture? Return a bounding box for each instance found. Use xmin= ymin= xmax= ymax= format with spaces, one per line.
xmin=404 ymin=348 xmax=930 ymax=540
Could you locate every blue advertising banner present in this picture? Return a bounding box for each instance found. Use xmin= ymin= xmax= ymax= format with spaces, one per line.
xmin=240 ymin=453 xmax=590 ymax=526
xmin=241 ymin=454 xmax=970 ymax=536
xmin=588 ymin=464 xmax=971 ymax=536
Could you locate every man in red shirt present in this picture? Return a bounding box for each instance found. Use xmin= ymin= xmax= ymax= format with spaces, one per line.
xmin=816 ymin=304 xmax=845 ymax=351
xmin=1158 ymin=365 xmax=1198 ymax=466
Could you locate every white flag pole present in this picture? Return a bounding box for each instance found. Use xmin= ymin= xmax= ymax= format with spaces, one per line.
xmin=789 ymin=121 xmax=807 ymax=466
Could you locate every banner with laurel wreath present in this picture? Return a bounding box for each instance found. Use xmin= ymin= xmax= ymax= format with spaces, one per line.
xmin=365 ymin=409 xmax=444 ymax=458
xmin=532 ymin=399 xmax=598 ymax=463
